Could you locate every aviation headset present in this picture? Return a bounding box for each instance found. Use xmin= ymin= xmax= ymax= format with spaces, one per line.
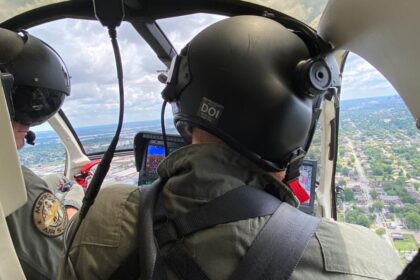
xmin=161 ymin=15 xmax=341 ymax=172
xmin=0 ymin=28 xmax=70 ymax=127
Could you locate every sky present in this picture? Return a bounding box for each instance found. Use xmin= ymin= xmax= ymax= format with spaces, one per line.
xmin=2 ymin=1 xmax=398 ymax=130
xmin=28 ymin=15 xmax=228 ymax=129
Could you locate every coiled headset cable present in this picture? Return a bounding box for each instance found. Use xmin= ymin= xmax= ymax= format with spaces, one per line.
xmin=64 ymin=0 xmax=125 ymax=267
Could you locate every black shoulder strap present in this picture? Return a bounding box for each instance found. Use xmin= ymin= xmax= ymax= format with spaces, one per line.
xmin=158 ymin=186 xmax=282 ymax=280
xmin=109 ymin=249 xmax=140 ymax=280
xmin=109 ymin=179 xmax=165 ymax=280
xmin=174 ymin=185 xmax=281 ymax=236
xmin=229 ymin=202 xmax=320 ymax=280
xmin=137 ymin=179 xmax=167 ymax=280
xmin=111 ymin=183 xmax=320 ymax=280
xmin=159 ymin=186 xmax=319 ymax=280
xmin=164 ymin=243 xmax=210 ymax=280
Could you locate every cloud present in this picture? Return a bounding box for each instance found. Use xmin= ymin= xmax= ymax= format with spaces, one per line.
xmin=24 ymin=13 xmax=229 ymax=128
xmin=158 ymin=14 xmax=226 ymax=52
xmin=341 ymin=53 xmax=398 ymax=100
xmin=28 ymin=19 xmax=168 ymax=127
xmin=21 ymin=12 xmax=397 ymax=128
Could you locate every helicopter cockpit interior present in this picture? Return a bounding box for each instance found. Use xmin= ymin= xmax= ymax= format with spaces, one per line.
xmin=1 ymin=0 xmax=419 ymax=278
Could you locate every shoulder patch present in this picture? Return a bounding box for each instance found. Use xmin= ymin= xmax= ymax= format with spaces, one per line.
xmin=32 ymin=192 xmax=68 ymax=237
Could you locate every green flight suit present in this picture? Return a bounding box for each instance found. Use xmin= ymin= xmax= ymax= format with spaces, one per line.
xmin=61 ymin=144 xmax=402 ymax=279
xmin=6 ymin=166 xmax=84 ymax=280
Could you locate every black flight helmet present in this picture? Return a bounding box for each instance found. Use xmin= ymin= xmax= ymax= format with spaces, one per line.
xmin=0 ymin=28 xmax=70 ymax=126
xmin=162 ymin=16 xmax=339 ymax=171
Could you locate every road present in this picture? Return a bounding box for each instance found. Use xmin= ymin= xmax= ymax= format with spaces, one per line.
xmin=345 ymin=136 xmax=395 ymax=247
xmin=345 ymin=136 xmax=371 ymax=205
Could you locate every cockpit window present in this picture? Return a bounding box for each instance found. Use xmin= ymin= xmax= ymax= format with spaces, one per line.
xmin=20 ymin=122 xmax=65 ymax=175
xmin=157 ymin=14 xmax=227 ymax=53
xmin=337 ymin=53 xmax=420 ymax=267
xmin=27 ymin=14 xmax=232 ymax=155
xmin=29 ymin=19 xmax=175 ymax=154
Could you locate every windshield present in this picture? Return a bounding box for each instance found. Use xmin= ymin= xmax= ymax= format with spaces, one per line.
xmin=0 ymin=0 xmax=327 ymax=28
xmin=27 ymin=14 xmax=226 ymax=154
xmin=27 ymin=19 xmax=170 ymax=154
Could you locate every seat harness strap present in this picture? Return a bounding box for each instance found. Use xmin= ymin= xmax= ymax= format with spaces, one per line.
xmin=111 ymin=184 xmax=320 ymax=280
xmin=110 ymin=179 xmax=165 ymax=280
xmin=157 ymin=186 xmax=320 ymax=280
xmin=155 ymin=185 xmax=281 ymax=247
xmin=228 ymin=202 xmax=320 ymax=280
xmin=155 ymin=186 xmax=282 ymax=280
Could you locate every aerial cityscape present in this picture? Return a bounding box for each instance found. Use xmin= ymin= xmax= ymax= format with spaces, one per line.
xmin=19 ymin=95 xmax=419 ymax=266
xmin=336 ymin=96 xmax=420 ymax=265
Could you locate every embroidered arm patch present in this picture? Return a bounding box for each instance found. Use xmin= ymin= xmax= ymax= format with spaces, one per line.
xmin=32 ymin=192 xmax=68 ymax=237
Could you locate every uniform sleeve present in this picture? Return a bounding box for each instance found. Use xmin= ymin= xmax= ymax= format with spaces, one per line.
xmin=6 ymin=166 xmax=68 ymax=280
xmin=59 ymin=185 xmax=84 ymax=210
xmin=292 ymin=219 xmax=402 ymax=280
xmin=60 ymin=184 xmax=140 ymax=280
xmin=42 ymin=173 xmax=84 ymax=210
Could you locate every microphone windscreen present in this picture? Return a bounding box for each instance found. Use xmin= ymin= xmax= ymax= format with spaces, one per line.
xmin=25 ymin=130 xmax=36 ymax=145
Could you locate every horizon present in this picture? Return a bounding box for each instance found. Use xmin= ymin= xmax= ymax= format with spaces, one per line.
xmin=32 ymin=94 xmax=402 ymax=132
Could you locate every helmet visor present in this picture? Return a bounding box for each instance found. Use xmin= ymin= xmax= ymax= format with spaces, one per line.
xmin=12 ymin=86 xmax=65 ymax=126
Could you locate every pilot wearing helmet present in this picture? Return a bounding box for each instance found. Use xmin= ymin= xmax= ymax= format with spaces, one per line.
xmin=61 ymin=16 xmax=402 ymax=279
xmin=0 ymin=28 xmax=84 ymax=279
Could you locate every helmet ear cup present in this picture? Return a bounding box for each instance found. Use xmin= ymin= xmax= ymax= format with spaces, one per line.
xmin=161 ymin=45 xmax=191 ymax=102
xmin=161 ymin=56 xmax=181 ymax=102
xmin=161 ymin=55 xmax=191 ymax=102
xmin=295 ymin=57 xmax=333 ymax=97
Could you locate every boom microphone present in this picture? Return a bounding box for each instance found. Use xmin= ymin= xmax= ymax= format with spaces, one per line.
xmin=25 ymin=130 xmax=35 ymax=145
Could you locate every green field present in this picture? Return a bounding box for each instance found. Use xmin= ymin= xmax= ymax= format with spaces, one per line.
xmin=393 ymin=234 xmax=419 ymax=251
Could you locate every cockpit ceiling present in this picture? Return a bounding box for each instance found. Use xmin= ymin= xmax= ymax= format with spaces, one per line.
xmin=0 ymin=0 xmax=69 ymax=23
xmin=242 ymin=0 xmax=327 ymax=27
xmin=319 ymin=0 xmax=420 ymax=123
xmin=0 ymin=0 xmax=327 ymax=28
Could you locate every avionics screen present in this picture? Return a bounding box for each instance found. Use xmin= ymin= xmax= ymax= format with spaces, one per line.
xmin=296 ymin=160 xmax=317 ymax=214
xmin=145 ymin=144 xmax=166 ymax=175
xmin=299 ymin=162 xmax=315 ymax=206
